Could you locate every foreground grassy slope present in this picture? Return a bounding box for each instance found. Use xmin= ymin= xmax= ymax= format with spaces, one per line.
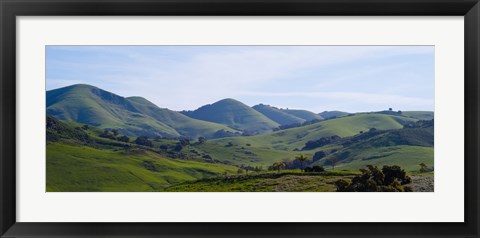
xmin=213 ymin=114 xmax=418 ymax=151
xmin=47 ymin=143 xmax=238 ymax=191
xmin=164 ymin=172 xmax=347 ymax=192
xmin=164 ymin=170 xmax=433 ymax=192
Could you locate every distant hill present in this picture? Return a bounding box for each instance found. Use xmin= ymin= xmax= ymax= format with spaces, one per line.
xmin=46 ymin=84 xmax=238 ymax=139
xmin=319 ymin=111 xmax=350 ymax=119
xmin=281 ymin=109 xmax=324 ymax=121
xmin=212 ymin=113 xmax=418 ymax=151
xmin=181 ymin=98 xmax=279 ymax=133
xmin=402 ymin=111 xmax=434 ymax=120
xmin=252 ymin=104 xmax=305 ymax=125
xmin=311 ymin=122 xmax=434 ymax=171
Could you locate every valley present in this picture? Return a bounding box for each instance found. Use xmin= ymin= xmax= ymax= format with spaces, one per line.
xmin=46 ymin=84 xmax=434 ymax=192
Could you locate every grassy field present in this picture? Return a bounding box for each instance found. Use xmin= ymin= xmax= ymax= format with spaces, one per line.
xmin=212 ymin=114 xmax=418 ymax=151
xmin=46 ymin=110 xmax=434 ymax=192
xmin=163 ymin=170 xmax=433 ymax=192
xmin=163 ymin=171 xmax=358 ymax=192
xmin=318 ymin=146 xmax=434 ymax=171
xmin=46 ymin=143 xmax=238 ymax=192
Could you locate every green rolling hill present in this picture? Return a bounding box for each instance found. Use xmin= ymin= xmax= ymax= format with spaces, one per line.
xmin=181 ymin=98 xmax=279 ymax=133
xmin=47 ymin=84 xmax=238 ymax=139
xmin=281 ymin=109 xmax=324 ymax=121
xmin=252 ymin=104 xmax=306 ymax=125
xmin=319 ymin=111 xmax=350 ymax=119
xmin=311 ymin=123 xmax=434 ymax=171
xmin=46 ymin=84 xmax=434 ymax=191
xmin=212 ymin=113 xmax=418 ymax=151
xmin=402 ymin=111 xmax=434 ymax=120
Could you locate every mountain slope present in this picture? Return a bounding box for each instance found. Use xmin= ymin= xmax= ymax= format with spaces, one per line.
xmin=402 ymin=111 xmax=434 ymax=120
xmin=252 ymin=104 xmax=305 ymax=125
xmin=47 ymin=84 xmax=237 ymax=138
xmin=281 ymin=109 xmax=324 ymax=121
xmin=126 ymin=96 xmax=240 ymax=139
xmin=319 ymin=111 xmax=350 ymax=119
xmin=182 ymin=98 xmax=279 ymax=133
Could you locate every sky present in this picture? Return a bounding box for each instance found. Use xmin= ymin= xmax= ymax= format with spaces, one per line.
xmin=46 ymin=46 xmax=434 ymax=113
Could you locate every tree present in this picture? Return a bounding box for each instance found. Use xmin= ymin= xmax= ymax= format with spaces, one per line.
xmin=111 ymin=129 xmax=119 ymax=136
xmin=135 ymin=136 xmax=153 ymax=147
xmin=312 ymin=151 xmax=327 ymax=162
xmin=272 ymin=161 xmax=286 ymax=173
xmin=312 ymin=165 xmax=325 ymax=172
xmin=326 ymin=158 xmax=338 ymax=170
xmin=117 ymin=135 xmax=129 ymax=143
xmin=335 ymin=165 xmax=412 ymax=192
xmin=419 ymin=163 xmax=428 ymax=173
xmin=198 ymin=136 xmax=207 ymax=144
xmin=295 ymin=154 xmax=309 ymax=171
xmin=179 ymin=138 xmax=190 ymax=146
xmin=389 ymin=108 xmax=393 ymax=111
xmin=237 ymin=168 xmax=244 ymax=174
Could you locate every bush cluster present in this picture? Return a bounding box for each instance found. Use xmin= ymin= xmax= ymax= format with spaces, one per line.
xmin=335 ymin=165 xmax=412 ymax=192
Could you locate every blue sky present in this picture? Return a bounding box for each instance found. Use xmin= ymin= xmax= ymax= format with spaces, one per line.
xmin=46 ymin=46 xmax=434 ymax=113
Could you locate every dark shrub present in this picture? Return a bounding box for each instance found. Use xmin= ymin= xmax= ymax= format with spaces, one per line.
xmin=135 ymin=136 xmax=153 ymax=147
xmin=312 ymin=151 xmax=327 ymax=162
xmin=312 ymin=166 xmax=325 ymax=172
xmin=336 ymin=165 xmax=412 ymax=192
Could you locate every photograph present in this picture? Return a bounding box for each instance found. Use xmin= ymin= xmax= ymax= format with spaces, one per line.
xmin=46 ymin=45 xmax=434 ymax=192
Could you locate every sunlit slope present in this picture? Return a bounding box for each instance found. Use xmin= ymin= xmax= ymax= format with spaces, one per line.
xmin=182 ymin=98 xmax=279 ymax=133
xmin=46 ymin=143 xmax=238 ymax=192
xmin=213 ymin=114 xmax=418 ymax=151
xmin=323 ymin=145 xmax=434 ymax=171
xmin=47 ymin=84 xmax=238 ymax=138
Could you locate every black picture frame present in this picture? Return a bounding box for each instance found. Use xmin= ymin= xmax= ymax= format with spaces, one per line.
xmin=1 ymin=0 xmax=479 ymax=237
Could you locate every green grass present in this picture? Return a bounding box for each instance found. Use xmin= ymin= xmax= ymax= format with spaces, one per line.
xmin=46 ymin=143 xmax=238 ymax=192
xmin=163 ymin=172 xmax=355 ymax=192
xmin=190 ymin=142 xmax=305 ymax=167
xmin=319 ymin=145 xmax=434 ymax=172
xmin=213 ymin=113 xmax=418 ymax=151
